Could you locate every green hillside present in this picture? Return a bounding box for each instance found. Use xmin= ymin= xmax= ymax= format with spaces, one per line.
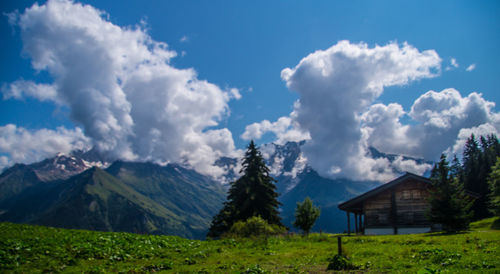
xmin=0 ymin=167 xmax=188 ymax=236
xmin=35 ymin=167 xmax=187 ymax=236
xmin=105 ymin=161 xmax=227 ymax=237
xmin=0 ymin=164 xmax=42 ymax=203
xmin=1 ymin=218 xmax=498 ymax=273
xmin=0 ymin=162 xmax=226 ymax=239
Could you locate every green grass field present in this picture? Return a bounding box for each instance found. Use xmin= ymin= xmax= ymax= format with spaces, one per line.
xmin=1 ymin=218 xmax=499 ymax=273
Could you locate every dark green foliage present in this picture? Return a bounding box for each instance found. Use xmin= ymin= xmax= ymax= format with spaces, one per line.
xmin=244 ymin=264 xmax=268 ymax=273
xmin=293 ymin=197 xmax=320 ymax=235
xmin=427 ymin=154 xmax=473 ymax=232
xmin=487 ymin=157 xmax=500 ymax=216
xmin=462 ymin=134 xmax=500 ymax=220
xmin=226 ymin=216 xmax=286 ymax=238
xmin=208 ymin=141 xmax=283 ymax=237
xmin=326 ymin=254 xmax=358 ymax=270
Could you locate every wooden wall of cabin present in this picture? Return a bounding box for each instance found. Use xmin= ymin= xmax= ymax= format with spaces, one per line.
xmin=364 ymin=191 xmax=392 ymax=227
xmin=394 ymin=179 xmax=431 ymax=226
xmin=364 ymin=179 xmax=431 ymax=227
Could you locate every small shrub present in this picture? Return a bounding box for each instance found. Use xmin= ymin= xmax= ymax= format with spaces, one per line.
xmin=184 ymin=257 xmax=196 ymax=265
xmin=417 ymin=267 xmax=441 ymax=274
xmin=244 ymin=264 xmax=268 ymax=273
xmin=225 ymin=216 xmax=286 ymax=238
xmin=140 ymin=261 xmax=173 ymax=272
xmin=326 ymin=254 xmax=358 ymax=270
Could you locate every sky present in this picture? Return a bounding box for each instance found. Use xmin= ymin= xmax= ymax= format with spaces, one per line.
xmin=1 ymin=0 xmax=499 ymax=182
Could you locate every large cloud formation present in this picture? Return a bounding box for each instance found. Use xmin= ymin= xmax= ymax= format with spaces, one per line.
xmin=366 ymin=88 xmax=500 ymax=159
xmin=0 ymin=124 xmax=90 ymax=168
xmin=245 ymin=41 xmax=499 ymax=181
xmin=282 ymin=41 xmax=441 ymax=181
xmin=2 ymin=0 xmax=240 ymax=176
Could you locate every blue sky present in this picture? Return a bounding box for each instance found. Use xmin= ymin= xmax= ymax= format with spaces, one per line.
xmin=1 ymin=0 xmax=499 ymax=181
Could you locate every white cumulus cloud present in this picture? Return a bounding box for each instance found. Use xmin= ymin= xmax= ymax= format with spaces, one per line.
xmin=3 ymin=0 xmax=240 ymax=177
xmin=0 ymin=124 xmax=90 ymax=171
xmin=2 ymin=80 xmax=60 ymax=103
xmin=241 ymin=112 xmax=310 ymax=145
xmin=279 ymin=40 xmax=441 ymax=181
xmin=359 ymin=88 xmax=500 ymax=163
xmin=363 ymin=88 xmax=497 ymax=157
xmin=408 ymin=89 xmax=498 ymax=157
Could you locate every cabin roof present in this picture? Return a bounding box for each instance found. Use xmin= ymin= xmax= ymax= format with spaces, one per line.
xmin=338 ymin=172 xmax=431 ymax=212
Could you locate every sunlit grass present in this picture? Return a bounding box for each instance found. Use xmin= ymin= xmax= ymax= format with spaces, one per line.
xmin=0 ymin=218 xmax=498 ymax=273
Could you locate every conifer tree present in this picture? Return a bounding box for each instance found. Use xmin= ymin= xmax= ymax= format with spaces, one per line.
xmin=463 ymin=134 xmax=481 ymax=193
xmin=427 ymin=154 xmax=473 ymax=232
xmin=487 ymin=157 xmax=500 ymax=217
xmin=450 ymin=154 xmax=464 ymax=185
xmin=208 ymin=141 xmax=283 ymax=237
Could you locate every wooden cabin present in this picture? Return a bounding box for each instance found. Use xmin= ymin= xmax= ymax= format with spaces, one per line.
xmin=338 ymin=172 xmax=437 ymax=235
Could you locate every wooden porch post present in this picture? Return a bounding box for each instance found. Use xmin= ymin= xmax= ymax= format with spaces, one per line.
xmin=354 ymin=213 xmax=358 ymax=233
xmin=346 ymin=212 xmax=351 ymax=235
xmin=358 ymin=214 xmax=363 ymax=234
xmin=391 ymin=190 xmax=398 ymax=235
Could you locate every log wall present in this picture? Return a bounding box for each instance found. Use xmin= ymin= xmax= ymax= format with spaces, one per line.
xmin=364 ymin=179 xmax=431 ymax=227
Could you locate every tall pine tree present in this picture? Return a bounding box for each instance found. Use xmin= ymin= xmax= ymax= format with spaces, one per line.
xmin=207 ymin=141 xmax=283 ymax=238
xmin=427 ymin=154 xmax=473 ymax=232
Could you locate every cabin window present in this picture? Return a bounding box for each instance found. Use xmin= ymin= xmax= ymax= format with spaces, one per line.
xmin=378 ymin=214 xmax=388 ymax=223
xmin=412 ymin=189 xmax=421 ymax=199
xmin=402 ymin=190 xmax=411 ymax=200
xmin=379 ymin=214 xmax=387 ymax=222
xmin=371 ymin=214 xmax=388 ymax=225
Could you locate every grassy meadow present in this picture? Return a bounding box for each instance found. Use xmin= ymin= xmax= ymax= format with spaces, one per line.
xmin=0 ymin=218 xmax=499 ymax=273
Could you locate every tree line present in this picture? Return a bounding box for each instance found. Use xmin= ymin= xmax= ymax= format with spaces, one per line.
xmin=428 ymin=134 xmax=500 ymax=232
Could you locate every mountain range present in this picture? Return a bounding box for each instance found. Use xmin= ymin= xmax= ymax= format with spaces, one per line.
xmin=0 ymin=155 xmax=225 ymax=239
xmin=0 ymin=141 xmax=431 ymax=238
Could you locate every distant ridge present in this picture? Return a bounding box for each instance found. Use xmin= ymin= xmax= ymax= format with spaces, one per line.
xmin=0 ymin=155 xmax=225 ymax=239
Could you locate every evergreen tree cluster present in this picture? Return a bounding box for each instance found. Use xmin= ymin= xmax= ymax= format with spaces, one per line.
xmin=427 ymin=155 xmax=473 ymax=232
xmin=457 ymin=134 xmax=500 ymax=220
xmin=427 ymin=134 xmax=500 ymax=232
xmin=207 ymin=141 xmax=283 ymax=238
xmin=487 ymin=157 xmax=500 ymax=217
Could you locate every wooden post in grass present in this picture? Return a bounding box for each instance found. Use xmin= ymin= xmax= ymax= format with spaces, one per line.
xmin=337 ymin=236 xmax=342 ymax=256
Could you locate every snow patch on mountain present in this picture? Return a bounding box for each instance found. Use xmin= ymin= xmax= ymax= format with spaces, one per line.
xmin=269 ymin=155 xmax=284 ymax=176
xmin=283 ymin=153 xmax=308 ymax=179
